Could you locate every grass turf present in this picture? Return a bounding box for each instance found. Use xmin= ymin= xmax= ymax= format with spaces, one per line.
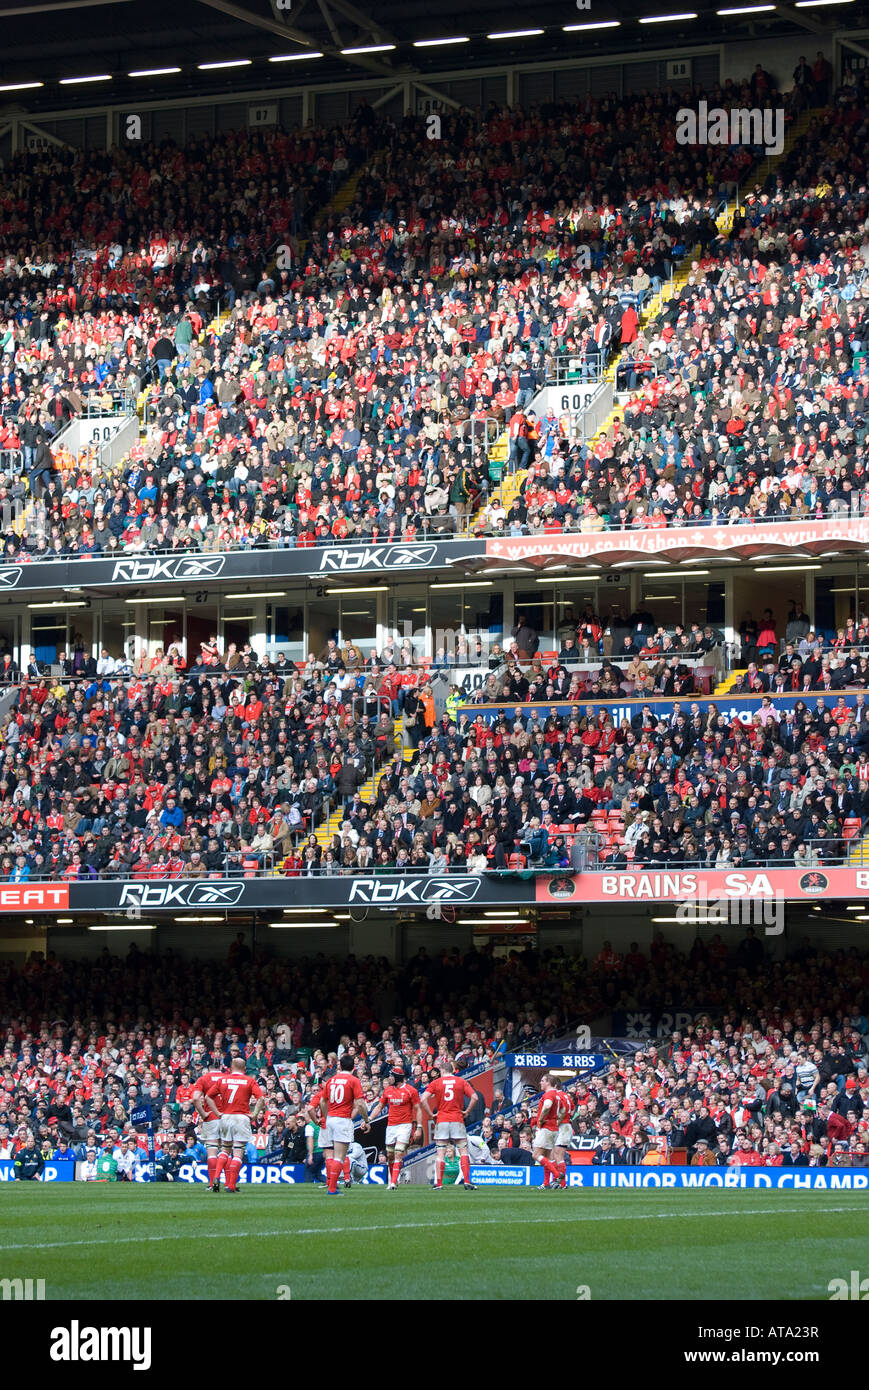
xmin=1 ymin=1184 xmax=867 ymax=1301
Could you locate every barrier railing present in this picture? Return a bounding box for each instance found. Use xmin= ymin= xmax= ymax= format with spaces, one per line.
xmin=546 ymin=357 xmax=605 ymax=386
xmin=4 ymin=503 xmax=869 ymax=563
xmin=566 ymin=380 xmax=614 ymax=443
xmin=457 ymin=415 xmax=501 ymax=456
xmin=0 ymin=836 xmax=863 ymax=884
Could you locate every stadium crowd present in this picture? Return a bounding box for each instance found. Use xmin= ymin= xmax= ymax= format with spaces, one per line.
xmin=0 ymin=76 xmax=811 ymax=558
xmin=504 ymin=91 xmax=869 ymax=537
xmin=1 ymin=934 xmax=867 ymax=1176
xmin=0 ymin=607 xmax=867 ymax=879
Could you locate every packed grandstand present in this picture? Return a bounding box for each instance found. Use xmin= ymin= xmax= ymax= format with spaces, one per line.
xmin=0 ymin=626 xmax=868 ymax=881
xmin=0 ymin=72 xmax=866 ymax=560
xmin=0 ymin=30 xmax=867 ymax=1216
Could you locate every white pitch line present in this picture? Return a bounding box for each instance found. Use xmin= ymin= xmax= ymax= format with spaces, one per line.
xmin=3 ymin=1205 xmax=860 ymax=1252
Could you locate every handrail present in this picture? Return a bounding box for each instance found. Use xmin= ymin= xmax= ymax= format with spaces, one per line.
xmin=456 ymin=685 xmax=869 ymax=711
xmin=546 ymin=357 xmax=605 ymax=386
xmin=458 ymin=416 xmax=501 ymax=456
xmin=349 ymin=692 xmax=392 ymax=722
xmin=3 ymin=500 xmax=869 ymax=565
xmin=0 ymin=841 xmax=863 ymax=884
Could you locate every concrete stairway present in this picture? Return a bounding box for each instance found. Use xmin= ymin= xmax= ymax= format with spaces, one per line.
xmin=313 ymin=719 xmax=413 ymax=848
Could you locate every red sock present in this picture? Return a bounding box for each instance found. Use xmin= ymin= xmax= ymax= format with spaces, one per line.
xmin=207 ymin=1155 xmax=217 ymax=1186
xmin=343 ymin=1156 xmax=351 ymax=1184
xmin=226 ymin=1157 xmax=242 ymax=1192
xmin=435 ymin=1159 xmax=445 ymax=1188
xmin=460 ymin=1154 xmax=470 ymax=1185
xmin=326 ymin=1158 xmax=339 ymax=1193
xmin=214 ymin=1151 xmax=229 ymax=1184
xmin=557 ymin=1161 xmax=567 ymax=1185
xmin=541 ymin=1157 xmax=555 ymax=1186
xmin=391 ymin=1160 xmax=401 ymax=1186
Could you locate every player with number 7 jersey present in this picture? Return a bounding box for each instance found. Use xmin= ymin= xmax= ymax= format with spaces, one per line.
xmin=205 ymin=1062 xmax=264 ymax=1193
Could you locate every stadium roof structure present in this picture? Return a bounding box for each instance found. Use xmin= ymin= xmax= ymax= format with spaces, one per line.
xmin=0 ymin=0 xmax=867 ymax=113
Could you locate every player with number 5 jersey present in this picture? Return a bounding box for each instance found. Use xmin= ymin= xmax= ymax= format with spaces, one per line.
xmin=421 ymin=1058 xmax=478 ymax=1190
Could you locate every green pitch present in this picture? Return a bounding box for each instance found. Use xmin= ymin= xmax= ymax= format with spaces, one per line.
xmin=2 ymin=1185 xmax=867 ymax=1300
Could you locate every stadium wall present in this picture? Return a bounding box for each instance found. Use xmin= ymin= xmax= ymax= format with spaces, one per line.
xmin=721 ymin=36 xmax=831 ymax=86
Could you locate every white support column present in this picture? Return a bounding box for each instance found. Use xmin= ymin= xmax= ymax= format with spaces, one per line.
xmin=20 ymin=608 xmax=31 ymax=671
xmin=804 ymin=571 xmax=816 ymax=629
xmin=250 ymin=599 xmax=267 ymax=659
xmin=135 ymin=605 xmax=148 ymax=663
xmin=375 ymin=590 xmax=388 ymax=658
xmin=723 ymin=572 xmax=735 ymax=653
xmin=503 ymin=579 xmax=515 ymax=649
xmin=630 ymin=570 xmax=641 ymax=615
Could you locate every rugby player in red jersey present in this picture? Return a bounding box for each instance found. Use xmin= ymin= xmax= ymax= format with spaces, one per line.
xmin=551 ymin=1084 xmax=576 ymax=1189
xmin=191 ymin=1061 xmax=227 ymax=1191
xmin=205 ymin=1060 xmax=264 ymax=1192
xmin=421 ymin=1059 xmax=478 ymax=1190
xmin=533 ymin=1074 xmax=573 ymax=1188
xmin=369 ymin=1067 xmax=423 ymax=1189
xmin=305 ymin=1080 xmax=335 ymax=1184
xmin=319 ymin=1066 xmax=370 ymax=1196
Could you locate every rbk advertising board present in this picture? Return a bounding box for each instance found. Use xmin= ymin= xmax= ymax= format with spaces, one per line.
xmin=3 ymin=864 xmax=869 ymax=913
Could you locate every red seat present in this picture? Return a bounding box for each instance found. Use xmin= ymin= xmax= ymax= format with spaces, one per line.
xmin=844 ymin=818 xmax=862 ymax=840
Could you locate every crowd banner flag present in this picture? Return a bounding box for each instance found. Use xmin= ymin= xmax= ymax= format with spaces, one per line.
xmin=130 ymin=1103 xmax=156 ymax=1181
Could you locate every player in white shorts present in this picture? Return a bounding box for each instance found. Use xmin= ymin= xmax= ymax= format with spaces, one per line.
xmin=421 ymin=1058 xmax=478 ymax=1190
xmin=204 ymin=1060 xmax=264 ymax=1193
xmin=319 ymin=1066 xmax=370 ymax=1196
xmin=533 ymin=1074 xmax=570 ymax=1188
xmin=191 ymin=1063 xmax=226 ymax=1190
xmin=369 ymin=1066 xmax=423 ymax=1188
xmin=219 ymin=1111 xmax=253 ymax=1147
xmin=551 ymin=1084 xmax=575 ymax=1188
